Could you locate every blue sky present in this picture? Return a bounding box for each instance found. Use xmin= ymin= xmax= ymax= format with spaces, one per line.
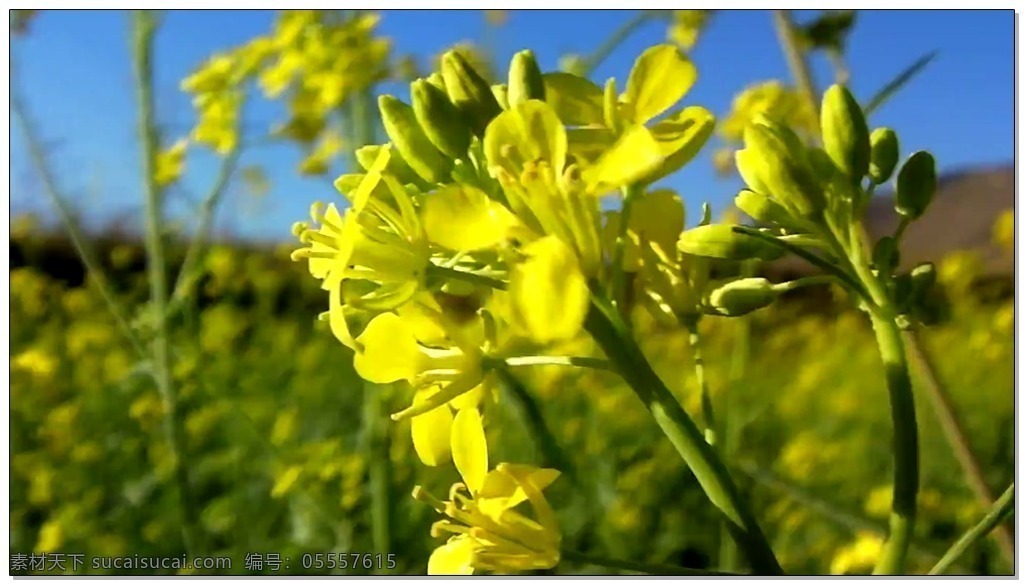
xmin=10 ymin=10 xmax=1015 ymax=243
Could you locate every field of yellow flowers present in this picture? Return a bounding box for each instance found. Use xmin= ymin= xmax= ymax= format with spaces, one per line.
xmin=10 ymin=212 xmax=1013 ymax=575
xmin=10 ymin=9 xmax=1015 ymax=577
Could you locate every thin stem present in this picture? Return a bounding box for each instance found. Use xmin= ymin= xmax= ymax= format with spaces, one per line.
xmin=502 ymin=355 xmax=613 ymax=372
xmin=736 ymin=461 xmax=955 ymax=567
xmin=495 ymin=368 xmax=574 ymax=474
xmin=772 ymin=274 xmax=836 ymax=292
xmin=132 ymin=10 xmax=197 ymax=554
xmin=928 ymin=484 xmax=1014 ymax=575
xmin=904 ymin=331 xmax=1016 ymax=565
xmin=169 ymin=147 xmax=241 ymax=306
xmin=731 ymin=226 xmax=867 ymax=298
xmin=562 ymin=549 xmax=742 ymax=576
xmin=11 ymin=63 xmax=148 ymax=362
xmin=772 ymin=10 xmax=821 ymax=134
xmin=611 ymin=183 xmax=642 ymax=315
xmin=428 ymin=264 xmax=508 ymax=290
xmin=363 ymin=384 xmax=392 ymax=561
xmin=686 ymin=320 xmax=716 ymax=445
xmin=584 ymin=290 xmax=782 ymax=575
xmin=581 ymin=11 xmax=655 ymax=76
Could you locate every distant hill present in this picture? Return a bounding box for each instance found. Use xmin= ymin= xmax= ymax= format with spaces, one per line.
xmin=766 ymin=164 xmax=1015 ymax=280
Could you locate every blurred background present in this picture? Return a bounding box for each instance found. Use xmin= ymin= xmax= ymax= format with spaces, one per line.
xmin=9 ymin=9 xmax=1015 ymax=575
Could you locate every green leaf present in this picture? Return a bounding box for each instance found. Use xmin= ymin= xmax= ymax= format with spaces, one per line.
xmin=542 ymin=72 xmax=604 ymax=126
xmin=623 ymin=44 xmax=697 ymax=124
xmin=864 ymin=51 xmax=938 ymax=116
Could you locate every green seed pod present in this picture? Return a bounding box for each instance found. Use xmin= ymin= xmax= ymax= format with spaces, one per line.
xmin=411 ymin=78 xmax=472 ymax=159
xmin=708 ymin=277 xmax=778 ymax=317
xmin=603 ymin=78 xmax=622 ymax=135
xmin=491 ymin=83 xmax=510 ymax=110
xmin=895 ymin=151 xmax=937 ymax=220
xmin=821 ymin=84 xmax=870 ymax=181
xmin=909 ymin=262 xmax=936 ymax=299
xmin=507 ymin=49 xmax=546 ymax=107
xmin=869 ymin=128 xmax=899 ymax=184
xmin=872 ymin=235 xmax=900 ymax=274
xmin=426 ymin=72 xmax=447 ymax=92
xmin=354 ymin=144 xmax=428 ymax=189
xmin=734 ymin=189 xmax=792 ymax=226
xmin=378 ymin=94 xmax=452 ymax=185
xmin=441 ymin=50 xmax=502 ymax=137
xmin=743 ymin=121 xmax=826 ymax=219
xmin=677 ymin=224 xmax=783 ymax=261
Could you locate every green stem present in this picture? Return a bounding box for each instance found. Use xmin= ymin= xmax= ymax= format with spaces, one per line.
xmin=581 ymin=11 xmax=655 ymax=76
xmin=611 ymin=183 xmax=642 ymax=315
xmin=562 ymin=549 xmax=742 ymax=576
xmin=732 ymin=226 xmax=867 ymax=297
xmin=773 ymin=274 xmax=837 ymax=292
xmin=169 ymin=147 xmax=242 ymax=307
xmin=840 ymin=223 xmax=920 ymax=575
xmin=495 ymin=368 xmax=573 ymax=474
xmin=867 ymin=308 xmax=919 ymax=575
xmin=132 ymin=10 xmax=197 ymax=554
xmin=928 ymin=484 xmax=1014 ymax=575
xmin=502 ymin=355 xmax=613 ymax=372
xmin=428 ymin=264 xmax=508 ymax=290
xmin=363 ymin=384 xmax=392 ymax=562
xmin=11 ymin=63 xmax=147 ymax=362
xmin=685 ymin=320 xmax=716 ymax=445
xmin=584 ymin=290 xmax=782 ymax=575
xmin=772 ymin=10 xmax=821 ymax=133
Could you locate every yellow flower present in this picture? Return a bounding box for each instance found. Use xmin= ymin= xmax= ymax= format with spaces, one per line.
xmin=291 ymin=146 xmax=430 ymax=348
xmin=12 ymin=348 xmax=57 ymax=381
xmin=155 ymin=139 xmax=188 ymax=187
xmin=992 ymin=208 xmax=1013 ymax=252
xmin=831 ymin=532 xmax=884 ymax=575
xmin=414 ymin=461 xmax=562 ymax=575
xmin=720 ymin=80 xmax=816 ymax=144
xmin=667 ymin=10 xmax=710 ymax=51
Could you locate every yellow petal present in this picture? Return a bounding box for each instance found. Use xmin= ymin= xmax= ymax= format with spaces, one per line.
xmin=484 ymin=100 xmax=567 ymax=176
xmin=451 ymin=407 xmax=488 ymax=495
xmin=449 ymin=381 xmax=485 ymax=411
xmin=353 ymin=313 xmax=422 ymax=383
xmin=623 ymin=44 xmax=697 ymax=124
xmin=411 ymin=390 xmax=453 ymax=467
xmin=542 ymin=72 xmax=604 ymax=126
xmin=510 ymin=236 xmax=590 ymax=343
xmin=583 ymin=125 xmax=664 ymax=193
xmin=428 ymin=536 xmax=476 ymax=575
xmin=422 ymin=185 xmax=517 ymax=251
xmin=644 ymin=106 xmax=716 ymax=183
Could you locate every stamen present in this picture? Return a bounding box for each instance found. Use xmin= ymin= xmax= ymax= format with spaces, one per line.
xmin=309 ymin=201 xmax=325 ymax=223
xmin=412 ymin=485 xmax=447 ymax=513
xmin=291 ymin=221 xmax=309 ymax=237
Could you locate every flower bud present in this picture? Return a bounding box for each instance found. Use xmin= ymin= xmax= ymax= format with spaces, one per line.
xmin=742 ymin=121 xmax=825 ymax=218
xmin=441 ymin=50 xmax=502 ymax=137
xmin=355 ymin=144 xmax=429 ymax=189
xmin=378 ymin=95 xmax=452 ymax=185
xmin=872 ymin=236 xmax=900 ymax=274
xmin=708 ymin=277 xmax=778 ymax=316
xmin=821 ymin=84 xmax=870 ymax=181
xmin=869 ymin=128 xmax=899 ymax=184
xmin=507 ymin=49 xmax=546 ymax=107
xmin=909 ymin=262 xmax=936 ymax=299
xmin=895 ymin=151 xmax=937 ymax=220
xmin=491 ymin=83 xmax=510 ymax=110
xmin=411 ymin=79 xmax=472 ymax=159
xmin=677 ymin=224 xmax=783 ymax=261
xmin=734 ymin=189 xmax=792 ymax=226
